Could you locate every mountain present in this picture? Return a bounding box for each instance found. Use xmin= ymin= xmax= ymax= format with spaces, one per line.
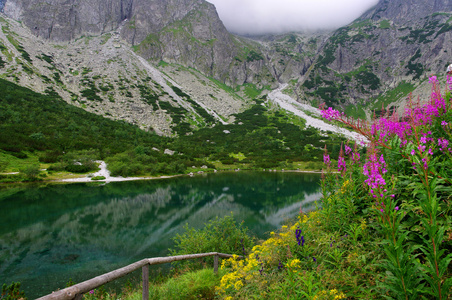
xmin=0 ymin=0 xmax=451 ymax=134
xmin=293 ymin=0 xmax=452 ymax=117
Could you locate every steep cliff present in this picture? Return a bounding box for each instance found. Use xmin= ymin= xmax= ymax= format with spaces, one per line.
xmin=1 ymin=0 xmax=451 ymax=130
xmin=296 ymin=0 xmax=452 ymax=116
xmin=1 ymin=0 xmax=279 ymax=87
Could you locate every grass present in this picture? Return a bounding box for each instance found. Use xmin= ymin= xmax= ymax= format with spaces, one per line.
xmin=229 ymin=152 xmax=246 ymax=161
xmin=0 ymin=151 xmax=39 ymax=172
xmin=371 ymin=80 xmax=415 ymax=110
xmin=81 ymin=268 xmax=226 ymax=300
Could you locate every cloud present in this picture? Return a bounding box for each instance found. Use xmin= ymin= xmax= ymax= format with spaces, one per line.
xmin=205 ymin=0 xmax=379 ymax=35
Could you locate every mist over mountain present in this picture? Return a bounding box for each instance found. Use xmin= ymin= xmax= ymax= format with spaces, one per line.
xmin=206 ymin=0 xmax=380 ymax=35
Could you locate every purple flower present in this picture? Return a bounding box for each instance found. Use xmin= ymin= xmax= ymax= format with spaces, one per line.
xmin=380 ymin=208 xmax=384 ymax=212
xmin=295 ymin=228 xmax=305 ymax=246
xmin=345 ymin=145 xmax=352 ymax=155
xmin=442 ymin=121 xmax=448 ymax=126
xmin=363 ymin=151 xmax=387 ymax=191
xmin=313 ymin=257 xmax=317 ymax=262
xmin=89 ymin=290 xmax=94 ymax=294
xmin=429 ymin=76 xmax=438 ymax=84
xmin=321 ymin=107 xmax=342 ymax=121
xmin=395 ymin=206 xmax=399 ymax=211
xmin=338 ymin=156 xmax=346 ymax=172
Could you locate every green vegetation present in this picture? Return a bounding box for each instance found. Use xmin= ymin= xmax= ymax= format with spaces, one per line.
xmin=379 ymin=19 xmax=391 ymax=29
xmin=241 ymin=83 xmax=268 ymax=99
xmin=114 ymin=77 xmax=452 ymax=300
xmin=0 ymin=77 xmax=335 ymax=181
xmin=170 ymin=215 xmax=254 ymax=269
xmin=246 ymin=50 xmax=264 ymax=62
xmin=406 ymin=49 xmax=424 ymax=80
xmin=171 ymin=85 xmax=216 ymax=125
xmin=2 ymin=282 xmax=26 ymax=300
xmin=371 ymin=81 xmax=415 ymax=111
xmin=344 ymin=104 xmax=366 ymax=119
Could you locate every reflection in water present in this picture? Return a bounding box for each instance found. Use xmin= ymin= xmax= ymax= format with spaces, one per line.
xmin=0 ymin=172 xmax=321 ymax=298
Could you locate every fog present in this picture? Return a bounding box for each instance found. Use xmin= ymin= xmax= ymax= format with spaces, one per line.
xmin=205 ymin=0 xmax=380 ymax=35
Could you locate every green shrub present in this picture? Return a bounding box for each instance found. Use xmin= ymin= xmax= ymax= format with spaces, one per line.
xmin=1 ymin=282 xmax=27 ymax=300
xmin=0 ymin=159 xmax=8 ymax=172
xmin=170 ymin=214 xmax=255 ymax=269
xmin=20 ymin=164 xmax=40 ymax=180
xmin=47 ymin=162 xmax=66 ymax=172
xmin=65 ymin=164 xmax=91 ymax=173
xmin=38 ymin=150 xmax=62 ymax=163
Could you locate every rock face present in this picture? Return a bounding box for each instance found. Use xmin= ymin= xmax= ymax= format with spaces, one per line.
xmin=3 ymin=0 xmax=133 ymax=41
xmin=362 ymin=0 xmax=452 ymax=24
xmin=1 ymin=0 xmax=451 ymax=127
xmin=2 ymin=0 xmax=278 ymax=87
xmin=291 ymin=0 xmax=452 ymax=117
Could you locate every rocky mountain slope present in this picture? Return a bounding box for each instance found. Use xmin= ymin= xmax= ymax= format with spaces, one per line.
xmin=0 ymin=14 xmax=250 ymax=135
xmin=293 ymin=0 xmax=452 ymax=117
xmin=1 ymin=0 xmax=451 ymax=135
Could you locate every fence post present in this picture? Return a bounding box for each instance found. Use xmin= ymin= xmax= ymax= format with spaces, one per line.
xmin=214 ymin=254 xmax=219 ymax=274
xmin=142 ymin=264 xmax=149 ymax=300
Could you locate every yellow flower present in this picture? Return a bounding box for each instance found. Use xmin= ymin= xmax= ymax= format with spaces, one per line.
xmin=287 ymin=258 xmax=301 ymax=269
xmin=234 ymin=281 xmax=243 ymax=290
xmin=360 ymin=218 xmax=367 ymax=231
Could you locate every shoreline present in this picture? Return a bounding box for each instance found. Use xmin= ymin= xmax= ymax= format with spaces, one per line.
xmin=1 ymin=162 xmax=329 ymax=185
xmin=56 ymin=168 xmax=327 ymax=184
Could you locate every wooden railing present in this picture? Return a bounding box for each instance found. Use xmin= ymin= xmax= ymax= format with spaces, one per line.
xmin=36 ymin=252 xmax=240 ymax=300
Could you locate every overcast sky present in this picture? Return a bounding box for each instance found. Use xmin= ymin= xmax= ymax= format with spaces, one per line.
xmin=205 ymin=0 xmax=380 ymax=35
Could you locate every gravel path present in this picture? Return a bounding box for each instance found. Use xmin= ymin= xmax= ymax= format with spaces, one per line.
xmin=268 ymin=84 xmax=366 ymax=143
xmin=61 ymin=161 xmax=148 ymax=183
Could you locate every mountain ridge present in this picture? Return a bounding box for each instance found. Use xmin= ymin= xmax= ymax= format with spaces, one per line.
xmin=0 ymin=0 xmax=451 ymax=134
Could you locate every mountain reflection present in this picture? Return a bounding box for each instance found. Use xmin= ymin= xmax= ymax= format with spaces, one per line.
xmin=0 ymin=171 xmax=321 ymax=298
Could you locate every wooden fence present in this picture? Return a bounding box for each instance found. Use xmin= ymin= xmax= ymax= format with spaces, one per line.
xmin=36 ymin=252 xmax=240 ymax=300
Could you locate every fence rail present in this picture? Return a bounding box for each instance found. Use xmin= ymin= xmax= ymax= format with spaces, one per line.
xmin=36 ymin=252 xmax=240 ymax=300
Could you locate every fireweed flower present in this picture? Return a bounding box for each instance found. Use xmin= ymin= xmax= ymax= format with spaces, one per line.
xmin=338 ymin=156 xmax=346 ymax=173
xmin=345 ymin=145 xmax=352 ymax=155
xmin=429 ymin=75 xmax=438 ymax=84
xmin=321 ymin=107 xmax=342 ymax=121
xmin=363 ymin=150 xmax=387 ymax=192
xmin=351 ymin=152 xmax=360 ymax=165
xmin=438 ymin=138 xmax=450 ymax=152
xmin=338 ymin=145 xmax=346 ymax=173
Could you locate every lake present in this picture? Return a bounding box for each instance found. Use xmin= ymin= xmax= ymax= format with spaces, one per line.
xmin=0 ymin=171 xmax=322 ymax=298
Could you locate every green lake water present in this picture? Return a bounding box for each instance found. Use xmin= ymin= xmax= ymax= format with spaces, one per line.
xmin=0 ymin=171 xmax=322 ymax=298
